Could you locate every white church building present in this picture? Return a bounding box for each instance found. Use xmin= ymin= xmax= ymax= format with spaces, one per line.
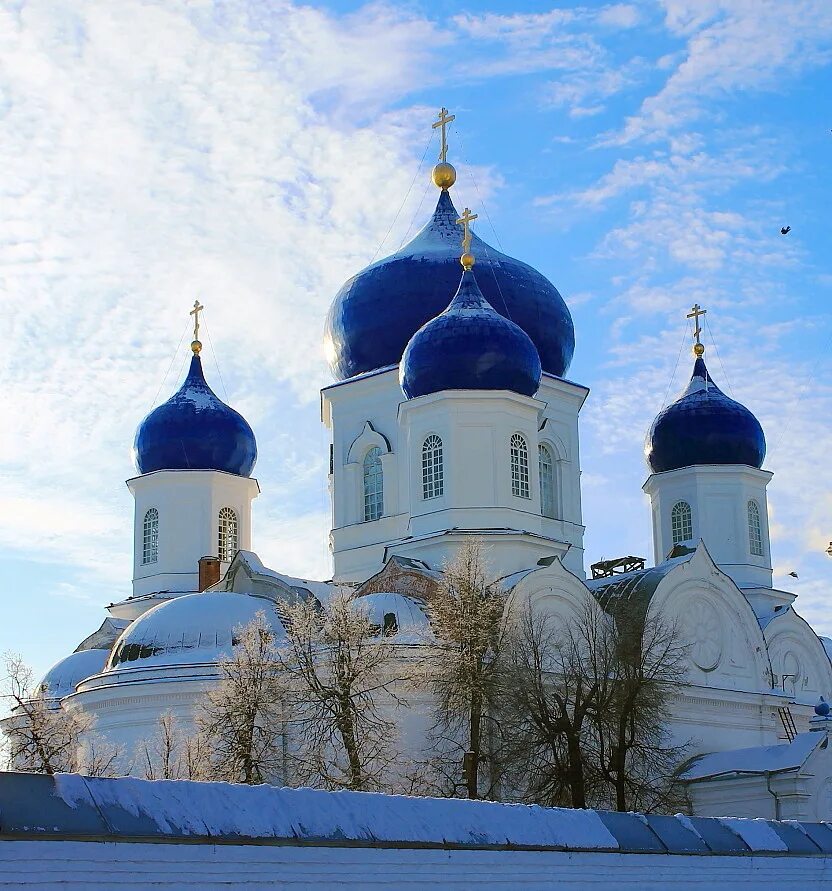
xmin=31 ymin=115 xmax=832 ymax=821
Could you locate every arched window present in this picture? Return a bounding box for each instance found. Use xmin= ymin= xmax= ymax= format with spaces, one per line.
xmin=511 ymin=434 xmax=530 ymax=499
xmin=142 ymin=508 xmax=159 ymax=565
xmin=538 ymin=444 xmax=556 ymax=518
xmin=363 ymin=447 xmax=383 ymax=521
xmin=422 ymin=435 xmax=444 ymax=500
xmin=671 ymin=501 xmax=693 ymax=545
xmin=218 ymin=507 xmax=238 ymax=562
xmin=748 ymin=500 xmax=763 ymax=556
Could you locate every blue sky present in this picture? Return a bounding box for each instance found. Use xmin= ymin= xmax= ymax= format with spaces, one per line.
xmin=1 ymin=0 xmax=831 ymax=682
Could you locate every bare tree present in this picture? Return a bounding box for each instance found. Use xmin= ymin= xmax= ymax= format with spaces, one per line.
xmin=135 ymin=711 xmax=206 ymax=780
xmin=500 ymin=601 xmax=613 ymax=808
xmin=277 ymin=591 xmax=401 ymax=792
xmin=2 ymin=652 xmax=121 ymax=776
xmin=594 ymin=609 xmax=689 ymax=813
xmin=418 ymin=538 xmax=508 ymax=799
xmin=195 ymin=612 xmax=287 ymax=785
xmin=500 ymin=600 xmax=688 ymax=812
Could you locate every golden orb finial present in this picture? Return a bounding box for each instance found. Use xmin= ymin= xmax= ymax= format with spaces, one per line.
xmin=432 ymin=161 xmax=457 ymax=190
xmin=461 ymin=252 xmax=475 ymax=270
xmin=693 ymin=341 xmax=705 ymax=357
xmin=191 ymin=339 xmax=202 ymax=355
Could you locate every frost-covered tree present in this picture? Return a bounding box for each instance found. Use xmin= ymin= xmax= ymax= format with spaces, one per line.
xmin=195 ymin=612 xmax=287 ymax=785
xmin=418 ymin=538 xmax=508 ymax=800
xmin=277 ymin=592 xmax=401 ymax=791
xmin=2 ymin=652 xmax=121 ymax=776
xmin=135 ymin=711 xmax=207 ymax=781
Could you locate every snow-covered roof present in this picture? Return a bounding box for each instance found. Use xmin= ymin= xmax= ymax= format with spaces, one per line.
xmin=106 ymin=591 xmax=286 ymax=671
xmin=39 ymin=649 xmax=110 ymax=699
xmin=681 ymin=732 xmax=825 ymax=781
xmin=353 ymin=592 xmax=431 ymax=643
xmin=222 ymin=550 xmax=349 ymax=605
xmin=820 ymin=636 xmax=832 ymax=666
xmin=2 ymin=773 xmax=830 ymax=856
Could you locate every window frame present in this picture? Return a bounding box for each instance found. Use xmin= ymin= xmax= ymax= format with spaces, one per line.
xmin=748 ymin=499 xmax=763 ymax=557
xmin=421 ymin=434 xmax=444 ymax=500
xmin=510 ymin=433 xmax=530 ymax=499
xmin=218 ymin=506 xmax=239 ymax=562
xmin=670 ymin=500 xmax=693 ymax=546
xmin=142 ymin=508 xmax=159 ymax=565
xmin=363 ymin=446 xmax=384 ymax=522
xmin=538 ymin=443 xmax=556 ymax=518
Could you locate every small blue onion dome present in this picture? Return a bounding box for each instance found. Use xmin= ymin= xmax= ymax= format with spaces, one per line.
xmin=646 ymin=356 xmax=766 ymax=474
xmin=400 ymin=268 xmax=542 ymax=399
xmin=134 ymin=354 xmax=257 ymax=476
xmin=324 ymin=190 xmax=574 ymax=380
xmin=815 ymin=696 xmax=830 ymax=717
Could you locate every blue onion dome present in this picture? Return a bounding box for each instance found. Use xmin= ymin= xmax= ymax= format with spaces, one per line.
xmin=324 ymin=190 xmax=574 ymax=380
xmin=646 ymin=355 xmax=766 ymax=473
xmin=134 ymin=352 xmax=257 ymax=477
xmin=400 ymin=268 xmax=542 ymax=399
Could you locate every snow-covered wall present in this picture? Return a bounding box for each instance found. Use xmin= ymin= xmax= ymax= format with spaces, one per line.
xmin=1 ymin=773 xmax=831 ymax=889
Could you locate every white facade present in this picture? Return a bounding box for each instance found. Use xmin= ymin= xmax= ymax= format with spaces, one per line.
xmin=322 ymin=368 xmax=587 ymax=582
xmin=643 ymin=464 xmax=773 ymax=589
xmin=128 ymin=469 xmax=259 ymax=596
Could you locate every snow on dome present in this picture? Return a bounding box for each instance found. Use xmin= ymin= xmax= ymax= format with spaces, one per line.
xmin=646 ymin=356 xmax=765 ymax=473
xmin=324 ymin=190 xmax=574 ymax=381
xmin=352 ymin=592 xmax=431 ymax=643
xmin=39 ymin=648 xmax=110 ymax=699
xmin=133 ymin=355 xmax=257 ymax=477
xmin=400 ymin=268 xmax=542 ymax=399
xmin=107 ymin=591 xmax=286 ymax=671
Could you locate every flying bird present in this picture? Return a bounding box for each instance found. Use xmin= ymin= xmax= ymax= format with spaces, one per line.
xmin=780 ymin=226 xmax=791 ymax=235
xmin=788 ymin=571 xmax=799 ymax=578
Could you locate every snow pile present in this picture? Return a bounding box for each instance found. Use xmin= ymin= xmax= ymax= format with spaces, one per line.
xmin=716 ymin=818 xmax=789 ymax=852
xmin=54 ymin=775 xmax=618 ymax=849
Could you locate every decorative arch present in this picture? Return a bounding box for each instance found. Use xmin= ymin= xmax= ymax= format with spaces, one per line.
xmin=346 ymin=420 xmax=391 ymax=465
xmin=646 ymin=545 xmax=770 ymax=691
xmin=764 ymin=608 xmax=832 ymax=704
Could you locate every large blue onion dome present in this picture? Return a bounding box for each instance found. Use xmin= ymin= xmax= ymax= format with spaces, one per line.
xmin=134 ymin=352 xmax=257 ymax=477
xmin=646 ymin=355 xmax=766 ymax=473
xmin=400 ymin=267 xmax=542 ymax=399
xmin=324 ymin=190 xmax=574 ymax=380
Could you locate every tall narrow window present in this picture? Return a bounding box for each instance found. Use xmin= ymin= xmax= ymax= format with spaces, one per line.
xmin=511 ymin=434 xmax=530 ymax=499
xmin=422 ymin=435 xmax=444 ymax=499
xmin=142 ymin=508 xmax=159 ymax=565
xmin=218 ymin=507 xmax=238 ymax=562
xmin=671 ymin=501 xmax=693 ymax=545
xmin=748 ymin=500 xmax=763 ymax=556
xmin=538 ymin=444 xmax=556 ymax=518
xmin=363 ymin=447 xmax=383 ymax=521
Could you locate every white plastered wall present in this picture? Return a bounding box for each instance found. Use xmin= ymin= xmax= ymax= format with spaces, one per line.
xmin=643 ymin=465 xmax=773 ymax=589
xmin=321 ymin=368 xmax=587 ymax=583
xmin=128 ymin=470 xmax=259 ymax=596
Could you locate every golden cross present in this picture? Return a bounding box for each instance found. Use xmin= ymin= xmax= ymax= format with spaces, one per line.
xmin=432 ymin=107 xmax=455 ymax=163
xmin=190 ymin=299 xmax=204 ymax=342
xmin=457 ymin=207 xmax=478 ymax=254
xmin=686 ymin=303 xmax=707 ymax=345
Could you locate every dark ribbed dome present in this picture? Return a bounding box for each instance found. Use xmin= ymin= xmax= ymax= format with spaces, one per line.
xmin=324 ymin=190 xmax=574 ymax=380
xmin=134 ymin=355 xmax=257 ymax=477
xmin=646 ymin=356 xmax=765 ymax=473
xmin=400 ymin=268 xmax=542 ymax=399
